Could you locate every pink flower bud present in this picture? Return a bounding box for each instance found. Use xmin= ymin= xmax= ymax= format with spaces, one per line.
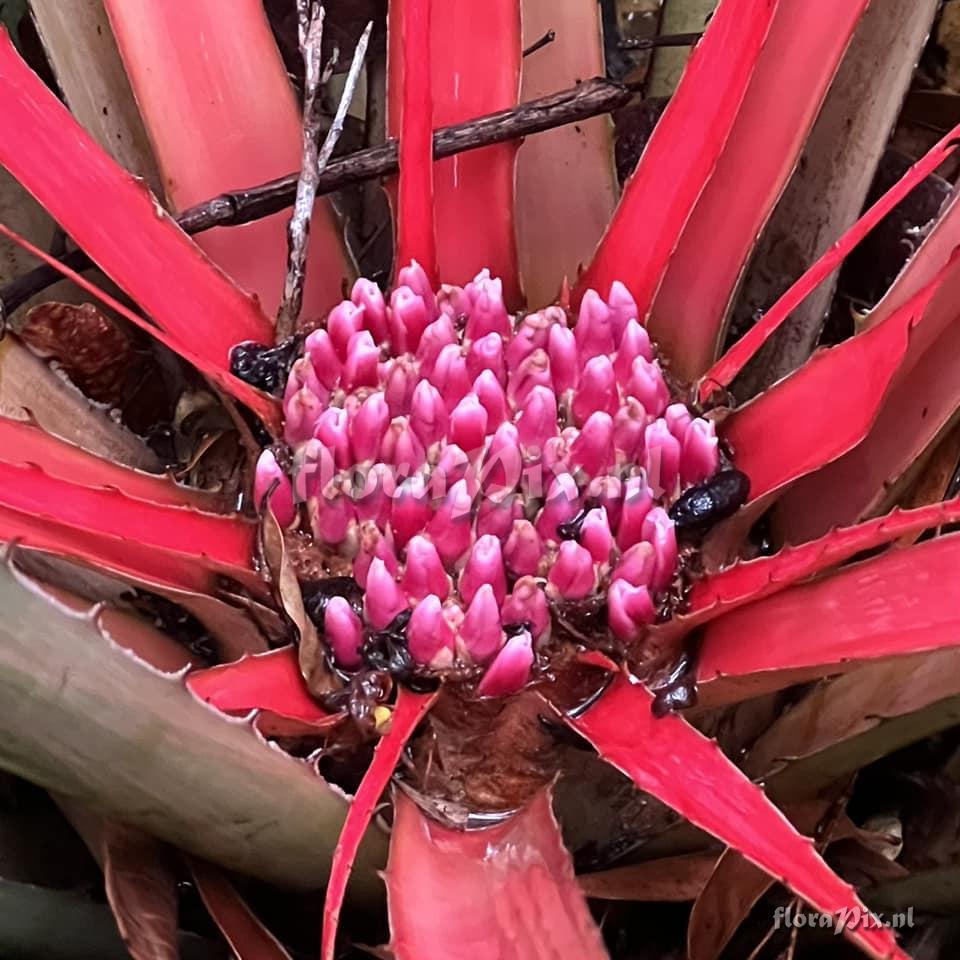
xmin=569 ymin=411 xmax=615 ymax=479
xmin=586 ymin=475 xmax=623 ymax=532
xmin=409 ymin=379 xmax=447 ymax=448
xmin=309 ymin=480 xmax=357 ymax=545
xmin=364 ymin=556 xmax=408 ymax=629
xmin=254 ymin=450 xmax=295 ymax=526
xmin=476 ymin=492 xmax=521 ymax=541
xmin=572 ymin=355 xmax=618 ymax=426
xmin=613 ymin=542 xmax=656 ymax=588
xmin=480 ymin=421 xmax=523 ymax=494
xmin=548 ymin=541 xmax=597 ymax=599
xmin=614 ymin=319 xmax=654 ymax=382
xmin=536 ymin=472 xmax=581 ymax=542
xmin=327 ymin=300 xmax=365 ymax=361
xmin=504 ymin=520 xmax=544 ymax=577
xmin=351 ymin=277 xmax=388 ymax=342
xmin=284 ymin=357 xmax=328 ymax=409
xmin=547 ymin=323 xmax=578 ymax=395
xmin=401 ymin=535 xmax=451 ymax=601
xmin=505 ymin=310 xmax=552 ymax=371
xmin=342 ymin=330 xmax=380 ymax=390
xmin=459 ymin=583 xmax=503 ymax=663
xmin=501 ymin=577 xmax=551 ymax=640
xmin=627 ymin=356 xmax=669 ymax=418
xmin=383 ymin=356 xmax=418 ymax=416
xmin=324 ymin=596 xmax=364 ymax=669
xmin=465 ymin=273 xmax=510 ymax=339
xmin=397 ymin=260 xmax=438 ymax=320
xmin=613 ymin=397 xmax=648 ymax=463
xmin=607 ymin=281 xmax=639 ymax=344
xmin=348 ymin=392 xmax=389 ymax=463
xmin=473 ymin=370 xmax=508 ymax=428
xmin=351 ymin=461 xmax=394 ymax=529
xmin=416 ymin=314 xmax=457 ymax=374
xmin=575 ymin=289 xmax=615 ymax=364
xmin=408 ymin=595 xmax=456 ymax=668
xmin=427 ymin=479 xmax=474 ymax=565
xmin=380 ymin=416 xmax=426 ymax=473
xmin=616 ymin=476 xmax=654 ymax=550
xmin=459 ymin=534 xmax=507 ymax=606
xmin=516 ymin=385 xmax=559 ymax=449
xmin=580 ymin=507 xmax=614 ymax=563
xmin=431 ymin=343 xmax=472 ymax=409
xmin=507 ymin=348 xmax=552 ymax=410
xmin=389 ymin=285 xmax=430 ymax=353
xmin=643 ymin=418 xmax=681 ymax=498
xmin=665 ymin=403 xmax=693 ymax=444
xmin=432 ymin=443 xmax=471 ymax=492
xmin=642 ymin=507 xmax=678 ymax=591
xmin=304 ymin=329 xmax=341 ymax=389
xmin=313 ymin=407 xmax=353 ymax=470
xmin=293 ymin=438 xmax=335 ymax=502
xmin=541 ymin=433 xmax=572 ymax=475
xmin=449 ymin=393 xmax=488 ymax=455
xmin=607 ymin=579 xmax=655 ymax=642
xmin=353 ymin=522 xmax=399 ymax=588
xmin=438 ymin=283 xmax=470 ymax=320
xmin=681 ymin=418 xmax=719 ymax=486
xmin=283 ymin=386 xmax=324 ymax=445
xmin=390 ymin=475 xmax=432 ymax=548
xmin=477 ymin=628 xmax=533 ymax=698
xmin=467 ymin=332 xmax=507 ymax=384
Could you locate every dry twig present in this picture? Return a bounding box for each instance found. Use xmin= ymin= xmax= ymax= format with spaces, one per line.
xmin=276 ymin=3 xmax=372 ymax=338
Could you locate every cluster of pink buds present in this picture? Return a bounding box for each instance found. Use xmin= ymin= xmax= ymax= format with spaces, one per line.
xmin=254 ymin=263 xmax=720 ymax=697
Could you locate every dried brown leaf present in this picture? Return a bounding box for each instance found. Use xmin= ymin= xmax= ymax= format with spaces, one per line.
xmin=103 ymin=823 xmax=179 ymax=960
xmin=579 ymin=852 xmax=717 ymax=902
xmin=259 ymin=508 xmax=335 ymax=696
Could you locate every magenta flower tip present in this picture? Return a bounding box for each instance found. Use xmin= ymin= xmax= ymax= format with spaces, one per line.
xmin=460 ymin=583 xmax=503 ymax=664
xmin=607 ymin=580 xmax=655 ymax=642
xmin=477 ymin=628 xmax=533 ymax=698
xmin=547 ymin=541 xmax=597 ymax=600
xmin=324 ymin=596 xmax=364 ymax=669
xmin=401 ymin=535 xmax=451 ymax=601
xmin=459 ymin=534 xmax=507 ymax=607
xmin=408 ymin=594 xmax=456 ymax=668
xmin=254 ymin=449 xmax=295 ymax=527
xmin=363 ymin=556 xmax=408 ymax=630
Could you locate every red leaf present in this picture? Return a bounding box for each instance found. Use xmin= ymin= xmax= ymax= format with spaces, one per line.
xmin=0 ymin=503 xmax=215 ymax=595
xmin=187 ymin=646 xmax=335 ymax=727
xmin=0 ymin=460 xmax=257 ymax=585
xmin=778 ymin=237 xmax=960 ymax=542
xmin=683 ymin=494 xmax=960 ymax=629
xmin=392 ymin=0 xmax=437 ymax=283
xmin=103 ymin=0 xmax=351 ymax=318
xmin=321 ymin=688 xmax=437 ymax=960
xmin=697 ymin=531 xmax=960 ymax=706
xmin=702 ymin=120 xmax=960 ymax=400
xmin=388 ymin=0 xmax=521 ymax=301
xmin=0 ymin=30 xmax=274 ymax=367
xmin=721 ymin=275 xmax=936 ymax=503
xmin=650 ymin=0 xmax=869 ymax=381
xmin=386 ymin=789 xmax=608 ymax=960
xmin=0 ymin=416 xmax=215 ymax=509
xmin=574 ymin=0 xmax=778 ymax=318
xmin=568 ymin=674 xmax=908 ymax=960
xmin=0 ymin=222 xmax=280 ymax=432
xmin=189 ymin=858 xmax=293 ymax=960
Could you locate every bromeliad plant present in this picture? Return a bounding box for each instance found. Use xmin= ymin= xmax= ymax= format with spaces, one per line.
xmin=2 ymin=0 xmax=960 ymax=957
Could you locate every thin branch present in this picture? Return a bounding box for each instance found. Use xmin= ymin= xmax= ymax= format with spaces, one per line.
xmin=523 ymin=30 xmax=555 ymax=57
xmin=276 ymin=0 xmax=326 ymax=340
xmin=1 ymin=77 xmax=635 ymax=314
xmin=618 ymin=31 xmax=703 ymax=51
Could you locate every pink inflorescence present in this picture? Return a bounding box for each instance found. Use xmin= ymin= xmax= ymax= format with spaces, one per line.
xmin=255 ymin=263 xmax=720 ymax=697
